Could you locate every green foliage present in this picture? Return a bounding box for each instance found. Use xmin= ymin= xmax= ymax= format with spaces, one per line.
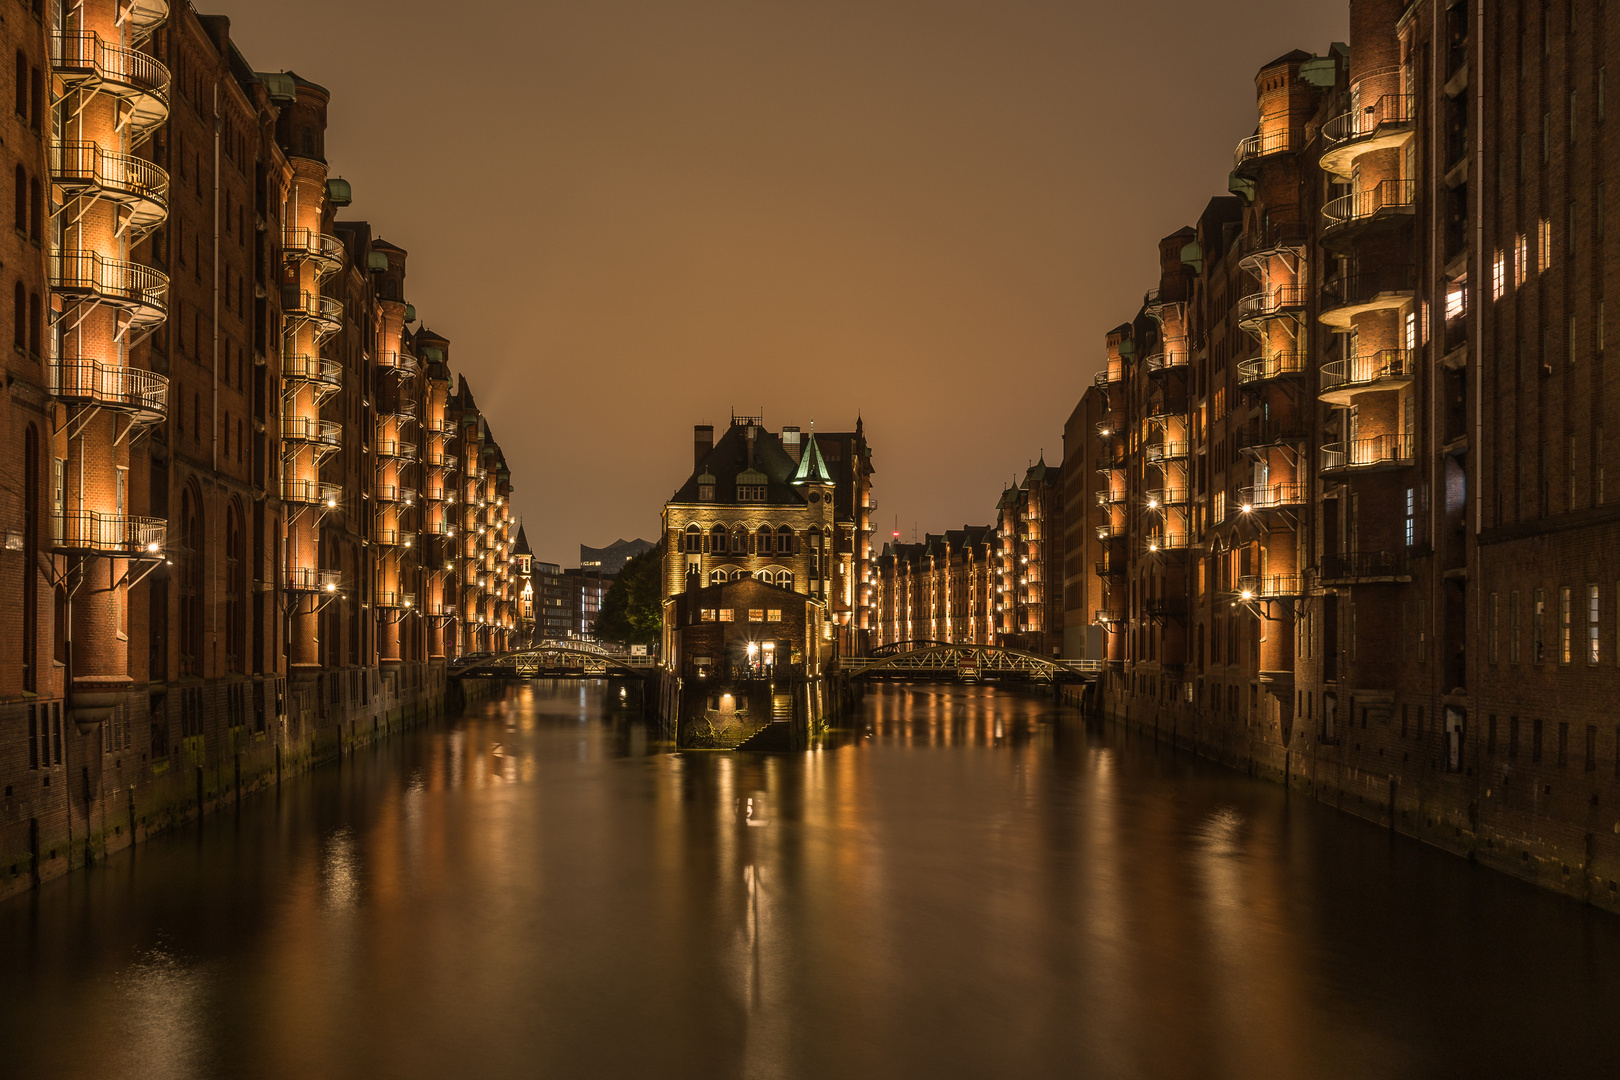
xmin=593 ymin=541 xmax=664 ymax=647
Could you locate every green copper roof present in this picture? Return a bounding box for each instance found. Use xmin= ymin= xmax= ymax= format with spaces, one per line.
xmin=792 ymin=430 xmax=833 ymax=485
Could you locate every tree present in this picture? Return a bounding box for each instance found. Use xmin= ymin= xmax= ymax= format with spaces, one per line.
xmin=593 ymin=541 xmax=664 ymax=648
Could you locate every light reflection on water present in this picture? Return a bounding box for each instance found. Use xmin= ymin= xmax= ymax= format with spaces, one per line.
xmin=1 ymin=682 xmax=1619 ymax=1079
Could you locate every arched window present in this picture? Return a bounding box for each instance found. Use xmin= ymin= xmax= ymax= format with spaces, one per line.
xmin=777 ymin=571 xmax=794 ymax=591
xmin=756 ymin=525 xmax=773 ymax=553
xmin=808 ymin=528 xmax=822 ymax=580
xmin=709 ymin=569 xmax=727 ymax=586
xmin=731 ymin=526 xmax=746 ymax=554
xmin=683 ymin=524 xmax=701 ymax=553
xmin=14 ymin=52 xmax=24 ymax=118
xmin=757 ymin=570 xmax=775 ymax=586
xmin=28 ymin=176 xmax=40 ymax=240
xmin=27 ymin=291 xmax=39 ymax=355
xmin=709 ymin=523 xmax=725 ymax=553
xmin=777 ymin=525 xmax=793 ymax=554
xmin=731 ymin=570 xmax=750 ymax=582
xmin=13 ymin=164 xmax=24 ymax=231
xmin=12 ymin=282 xmax=23 ymax=349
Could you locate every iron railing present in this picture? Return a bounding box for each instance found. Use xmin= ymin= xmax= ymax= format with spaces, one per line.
xmin=1319 ymin=348 xmax=1412 ymax=395
xmin=48 ymin=358 xmax=167 ymax=417
xmin=1323 ymin=179 xmax=1416 ymax=229
xmin=1321 ymin=433 xmax=1414 ymax=471
xmin=51 ymin=509 xmax=164 ymax=554
xmin=1236 ymin=351 xmax=1308 ymax=385
xmin=50 ymin=250 xmax=168 ymax=317
xmin=1322 ymin=94 xmax=1415 ymax=145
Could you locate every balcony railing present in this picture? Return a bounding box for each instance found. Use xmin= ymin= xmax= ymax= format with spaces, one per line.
xmin=1238 ymin=223 xmax=1310 ymax=260
xmin=281 ymin=478 xmax=342 ymax=507
xmin=1236 ymin=351 xmax=1307 ymax=385
xmin=378 ymin=350 xmax=418 ymax=375
xmin=1237 ymin=482 xmax=1308 ymax=510
xmin=50 ymin=510 xmax=165 ymax=555
xmin=50 ymin=32 xmax=170 ymax=134
xmin=1319 ymin=348 xmax=1413 ymax=400
xmin=1095 ymin=522 xmax=1128 ymax=540
xmin=50 ymin=142 xmax=168 ymax=236
xmin=375 ymin=591 xmax=416 ymax=610
xmin=280 ymin=416 xmax=342 ymax=448
xmin=374 ymin=526 xmax=403 ymax=547
xmin=1145 ymin=487 xmax=1189 ymax=507
xmin=281 ymin=352 xmax=343 ymax=391
xmin=1323 ymin=179 xmax=1416 ymax=232
xmin=1321 ymin=433 xmax=1414 ymax=473
xmin=50 ymin=250 xmax=168 ymax=326
xmin=1144 ymin=441 xmax=1189 ymax=463
xmin=283 ymin=228 xmax=344 ymax=275
xmin=376 ymin=485 xmax=416 ymax=505
xmin=1095 ymin=487 xmax=1125 ymax=507
xmin=376 ymin=439 xmax=418 ymax=461
xmin=284 ymin=290 xmax=344 ymax=331
xmin=1236 ymin=574 xmax=1304 ymax=599
xmin=1237 ymin=285 xmax=1309 ymax=325
xmin=1316 ymin=550 xmax=1409 ymax=584
xmin=1145 ymin=533 xmax=1190 ymax=554
xmin=1235 ymin=419 xmax=1307 ymax=453
xmin=286 ymin=566 xmax=342 ymax=592
xmin=1322 ymin=94 xmax=1415 ymax=146
xmin=1145 ymin=347 xmax=1190 ymax=374
xmin=1094 ymin=420 xmax=1117 ymax=439
xmin=48 ymin=358 xmax=167 ymax=421
xmin=1320 ymin=265 xmax=1416 ymax=327
xmin=1233 ymin=127 xmax=1297 ymax=169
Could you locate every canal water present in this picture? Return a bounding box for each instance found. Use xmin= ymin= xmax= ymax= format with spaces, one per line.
xmin=2 ymin=683 xmax=1618 ymax=1079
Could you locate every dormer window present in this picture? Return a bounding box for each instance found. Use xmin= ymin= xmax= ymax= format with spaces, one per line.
xmin=698 ymin=483 xmax=715 ymax=502
xmin=738 ymin=484 xmax=767 ymax=501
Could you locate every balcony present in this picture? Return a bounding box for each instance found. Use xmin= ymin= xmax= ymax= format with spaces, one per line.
xmin=1236 ymin=482 xmax=1308 ymax=511
xmin=1236 ymin=574 xmax=1304 ymax=599
xmin=376 ymin=438 xmax=418 ymax=461
xmin=281 ymin=352 xmax=343 ymax=395
xmin=374 ymin=526 xmax=405 ymax=547
xmin=1144 ymin=596 xmax=1187 ymax=618
xmin=283 ymin=228 xmax=344 ymax=278
xmin=50 ymin=32 xmax=170 ymax=136
xmin=1145 ymin=346 xmax=1189 ymax=375
xmin=286 ymin=566 xmax=342 ymax=593
xmin=1144 ymin=440 xmax=1189 ymax=464
xmin=50 ymin=510 xmax=164 ymax=556
xmin=1236 ymin=419 xmax=1307 ymax=456
xmin=1320 ymin=433 xmax=1414 ymax=474
xmin=378 ymin=350 xmax=418 ymax=376
xmin=1145 ymin=487 xmax=1189 ymax=508
xmin=122 ymin=0 xmax=170 ymax=42
xmin=1236 ymin=285 xmax=1308 ymax=332
xmin=1145 ymin=533 xmax=1190 ymax=555
xmin=1233 ymin=127 xmax=1297 ymax=172
xmin=1322 ymin=179 xmax=1416 ymax=242
xmin=281 ymin=477 xmax=342 ymax=507
xmin=48 ymin=358 xmax=167 ymax=423
xmin=375 ymin=590 xmax=416 ymax=610
xmin=280 ymin=416 xmax=342 ymax=450
xmin=426 ymin=519 xmax=455 ymax=536
xmin=1236 ymin=351 xmax=1307 ymax=386
xmin=1095 ymin=522 xmax=1128 ymax=541
xmin=1095 ymin=487 xmax=1125 ymax=507
xmin=50 ymin=250 xmax=168 ymax=331
xmin=283 ymin=290 xmax=344 ymax=336
xmin=376 ymin=484 xmax=417 ymax=506
xmin=1319 ymin=265 xmax=1415 ymax=329
xmin=1316 ymin=550 xmax=1410 ymax=585
xmin=423 ymin=414 xmax=453 ymax=434
xmin=1094 ymin=420 xmax=1118 ymax=439
xmin=1320 ymin=94 xmax=1416 ymax=177
xmin=1237 ymin=223 xmax=1310 ymax=270
xmin=50 ymin=142 xmax=168 ymax=238
xmin=1319 ymin=348 xmax=1414 ymax=404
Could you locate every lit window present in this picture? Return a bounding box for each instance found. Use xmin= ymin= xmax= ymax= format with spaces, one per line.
xmin=700 ymin=608 xmax=717 ymax=622
xmin=1492 ymin=251 xmax=1505 ymax=300
xmin=1538 ymin=218 xmax=1552 ymax=271
xmin=767 ymin=609 xmax=782 ymax=622
xmin=748 ymin=609 xmax=765 ymax=622
xmin=1514 ymin=234 xmax=1528 ymax=285
xmin=1589 ymin=585 xmax=1601 ymax=665
xmin=719 ymin=608 xmax=735 ymax=622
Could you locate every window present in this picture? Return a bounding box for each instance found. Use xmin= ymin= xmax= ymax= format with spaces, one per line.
xmin=1487 ymin=715 xmax=1497 ymax=756
xmin=12 ymin=164 xmax=23 ymax=231
xmin=1589 ymin=585 xmax=1600 ymax=664
xmin=1509 ymin=590 xmax=1521 ymax=662
xmin=1404 ymin=487 xmax=1415 ymax=547
xmin=1492 ymin=251 xmax=1505 ymax=299
xmin=748 ymin=609 xmax=764 ymax=622
xmin=1489 ymin=592 xmax=1499 ymax=663
xmin=682 ymin=525 xmax=701 ymax=553
xmin=1509 ymin=716 xmax=1520 ymax=759
xmin=11 ymin=282 xmax=22 ymax=349
xmin=1587 ymin=725 xmax=1598 ymax=772
xmin=1404 ymin=310 xmax=1417 ymax=352
xmin=1561 ymin=585 xmax=1572 ymax=664
xmin=1558 ymin=722 xmax=1569 ymax=768
xmin=700 ymin=608 xmax=718 ymax=622
xmin=1538 ymin=218 xmax=1552 ymax=271
xmin=767 ymin=609 xmax=782 ymax=622
xmin=1533 ymin=717 xmax=1544 ymax=763
xmin=1514 ymin=234 xmax=1528 ymax=285
xmin=777 ymin=571 xmax=793 ymax=590
xmin=718 ymin=608 xmax=734 ymax=622
xmin=1533 ymin=589 xmax=1545 ymax=663
xmin=738 ymin=485 xmax=767 ymax=501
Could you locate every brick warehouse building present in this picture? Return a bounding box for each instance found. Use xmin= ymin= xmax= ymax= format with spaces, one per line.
xmin=0 ymin=3 xmax=521 ymax=899
xmin=1071 ymin=0 xmax=1620 ymax=908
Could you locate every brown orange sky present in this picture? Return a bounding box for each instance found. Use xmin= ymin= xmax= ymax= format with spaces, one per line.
xmin=208 ymin=0 xmax=1347 ymax=565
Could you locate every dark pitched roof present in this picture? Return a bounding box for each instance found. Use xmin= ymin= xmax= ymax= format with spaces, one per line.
xmin=671 ymin=422 xmax=808 ymax=506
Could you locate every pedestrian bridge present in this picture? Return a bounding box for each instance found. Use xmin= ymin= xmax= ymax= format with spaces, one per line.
xmin=838 ymin=644 xmax=1102 ymax=683
xmin=450 ymin=641 xmax=657 ymax=680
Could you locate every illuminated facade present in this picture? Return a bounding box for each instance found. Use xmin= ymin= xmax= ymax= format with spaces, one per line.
xmin=873 ymin=528 xmax=998 ymax=647
xmin=0 ymin=3 xmax=522 ymax=899
xmin=1072 ymin=0 xmax=1620 ymax=908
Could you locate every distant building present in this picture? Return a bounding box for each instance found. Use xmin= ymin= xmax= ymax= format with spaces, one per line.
xmin=566 ymin=567 xmax=609 ymax=639
xmin=534 ymin=562 xmax=576 ymax=641
xmin=580 ymin=538 xmax=656 ymax=577
xmin=874 ymin=528 xmax=998 ymax=647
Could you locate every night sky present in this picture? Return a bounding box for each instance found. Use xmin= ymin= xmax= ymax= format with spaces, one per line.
xmin=207 ymin=0 xmax=1347 ymax=565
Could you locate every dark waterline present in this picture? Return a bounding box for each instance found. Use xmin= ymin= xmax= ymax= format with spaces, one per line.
xmin=2 ymin=683 xmax=1617 ymax=1079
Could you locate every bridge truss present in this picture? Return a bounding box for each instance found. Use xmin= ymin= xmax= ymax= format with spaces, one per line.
xmin=840 ymin=644 xmax=1101 ymax=682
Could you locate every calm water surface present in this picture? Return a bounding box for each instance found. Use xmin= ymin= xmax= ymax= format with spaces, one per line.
xmin=3 ymin=683 xmax=1618 ymax=1079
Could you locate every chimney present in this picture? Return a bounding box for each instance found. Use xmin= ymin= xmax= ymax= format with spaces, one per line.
xmin=781 ymin=426 xmax=802 ymax=463
xmin=694 ymin=425 xmax=713 ymax=469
